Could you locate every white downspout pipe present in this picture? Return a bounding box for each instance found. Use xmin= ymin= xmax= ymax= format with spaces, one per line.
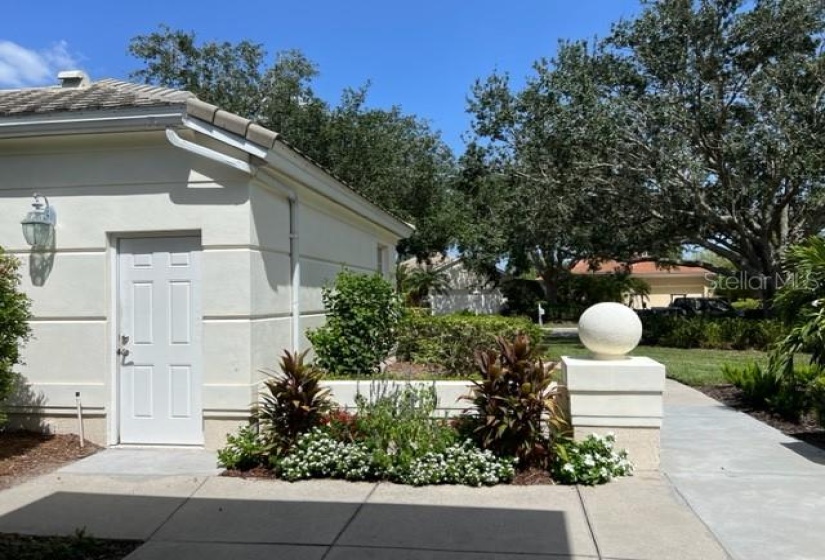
xmin=165 ymin=127 xmax=302 ymax=352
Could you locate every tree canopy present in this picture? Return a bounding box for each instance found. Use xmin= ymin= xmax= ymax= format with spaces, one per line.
xmin=129 ymin=26 xmax=460 ymax=259
xmin=464 ymin=0 xmax=825 ymax=301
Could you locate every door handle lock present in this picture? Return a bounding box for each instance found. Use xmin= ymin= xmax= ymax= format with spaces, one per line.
xmin=117 ymin=335 xmax=130 ymax=357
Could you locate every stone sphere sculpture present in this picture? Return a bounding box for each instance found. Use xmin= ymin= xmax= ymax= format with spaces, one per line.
xmin=578 ymin=302 xmax=642 ymax=360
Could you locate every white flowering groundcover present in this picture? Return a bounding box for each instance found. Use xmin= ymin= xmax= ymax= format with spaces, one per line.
xmin=270 ymin=428 xmax=632 ymax=487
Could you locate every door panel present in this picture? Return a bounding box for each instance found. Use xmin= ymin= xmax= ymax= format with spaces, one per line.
xmin=118 ymin=237 xmax=203 ymax=445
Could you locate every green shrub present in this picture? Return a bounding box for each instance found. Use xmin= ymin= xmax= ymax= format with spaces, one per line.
xmin=0 ymin=249 xmax=32 ymax=424
xmin=639 ymin=314 xmax=679 ymax=346
xmin=722 ymin=363 xmax=781 ymax=408
xmin=809 ymin=374 xmax=825 ymax=427
xmin=552 ymin=434 xmax=633 ymax=485
xmin=259 ymin=349 xmax=332 ymax=454
xmin=397 ymin=313 xmax=542 ymax=376
xmin=660 ymin=318 xmax=706 ymax=348
xmin=217 ymin=425 xmax=270 ymax=470
xmin=737 ymin=319 xmax=785 ymax=350
xmin=722 ymin=362 xmax=815 ymax=420
xmin=639 ymin=315 xmax=783 ymax=350
xmin=463 ymin=334 xmax=562 ymax=469
xmin=352 ymin=382 xmax=457 ymax=475
xmin=308 ymin=270 xmax=402 ymax=376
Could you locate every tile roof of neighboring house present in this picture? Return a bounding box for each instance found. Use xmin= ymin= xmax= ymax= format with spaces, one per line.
xmin=571 ymin=260 xmax=712 ymax=276
xmin=400 ymin=254 xmax=458 ymax=271
xmin=0 ymin=75 xmax=411 ymax=231
xmin=0 ymin=79 xmax=193 ymax=115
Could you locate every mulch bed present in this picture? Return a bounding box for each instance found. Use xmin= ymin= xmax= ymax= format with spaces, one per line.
xmin=0 ymin=432 xmax=139 ymax=559
xmin=222 ymin=466 xmax=558 ymax=485
xmin=382 ymin=360 xmax=450 ymax=379
xmin=222 ymin=466 xmax=278 ymax=479
xmin=697 ymin=384 xmax=825 ymax=452
xmin=511 ymin=467 xmax=555 ymax=485
xmin=0 ymin=431 xmax=100 ymax=491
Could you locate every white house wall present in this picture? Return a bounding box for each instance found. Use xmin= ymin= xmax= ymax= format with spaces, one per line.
xmin=297 ymin=190 xmax=397 ymax=316
xmin=248 ymin=179 xmax=400 ymax=366
xmin=632 ymin=276 xmax=712 ymax=308
xmin=1 ymin=128 xmax=408 ymax=447
xmin=0 ymin=131 xmax=257 ymax=442
xmin=248 ymin=182 xmax=293 ymax=385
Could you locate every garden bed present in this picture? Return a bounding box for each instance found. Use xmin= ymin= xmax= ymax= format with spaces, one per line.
xmin=0 ymin=431 xmax=99 ymax=491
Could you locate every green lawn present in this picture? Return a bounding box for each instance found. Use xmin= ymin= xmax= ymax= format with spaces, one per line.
xmin=544 ymin=338 xmax=768 ymax=386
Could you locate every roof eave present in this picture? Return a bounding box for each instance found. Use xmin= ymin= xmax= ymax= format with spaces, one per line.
xmin=264 ymin=141 xmax=415 ymax=239
xmin=181 ymin=110 xmax=415 ymax=239
xmin=0 ymin=106 xmax=185 ymax=139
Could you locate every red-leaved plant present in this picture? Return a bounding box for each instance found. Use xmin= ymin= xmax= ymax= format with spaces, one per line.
xmin=463 ymin=334 xmax=566 ymax=469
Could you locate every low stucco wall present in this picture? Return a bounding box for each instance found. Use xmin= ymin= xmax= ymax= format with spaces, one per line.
xmin=322 ymin=380 xmax=475 ymax=416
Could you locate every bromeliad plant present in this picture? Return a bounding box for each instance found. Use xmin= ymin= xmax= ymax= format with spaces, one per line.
xmin=258 ymin=349 xmax=333 ymax=455
xmin=463 ymin=334 xmax=566 ymax=469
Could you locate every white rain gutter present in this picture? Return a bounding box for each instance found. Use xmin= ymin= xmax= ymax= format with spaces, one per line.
xmin=165 ymin=128 xmax=253 ymax=174
xmin=165 ymin=127 xmax=303 ymax=352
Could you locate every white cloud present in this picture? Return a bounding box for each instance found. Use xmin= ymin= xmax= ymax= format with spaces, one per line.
xmin=0 ymin=41 xmax=81 ymax=88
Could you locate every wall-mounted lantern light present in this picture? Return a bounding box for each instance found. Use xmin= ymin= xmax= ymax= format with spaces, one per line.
xmin=21 ymin=193 xmax=56 ymax=247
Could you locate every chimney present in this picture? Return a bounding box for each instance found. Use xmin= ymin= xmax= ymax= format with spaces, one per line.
xmin=57 ymin=70 xmax=91 ymax=89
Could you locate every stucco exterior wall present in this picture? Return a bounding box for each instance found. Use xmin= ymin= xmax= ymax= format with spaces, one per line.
xmin=629 ymin=276 xmax=712 ymax=308
xmin=0 ymin=128 xmax=407 ymax=447
xmin=295 ymin=189 xmax=398 ymax=352
xmin=0 ymin=131 xmax=255 ymax=443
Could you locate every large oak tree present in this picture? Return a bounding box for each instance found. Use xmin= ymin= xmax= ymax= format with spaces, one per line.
xmin=466 ymin=0 xmax=825 ymax=301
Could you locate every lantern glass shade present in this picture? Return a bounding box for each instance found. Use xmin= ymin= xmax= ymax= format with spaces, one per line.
xmin=21 ymin=210 xmax=54 ymax=247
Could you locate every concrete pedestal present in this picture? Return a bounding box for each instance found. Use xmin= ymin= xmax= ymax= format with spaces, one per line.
xmin=561 ymin=356 xmax=666 ymax=470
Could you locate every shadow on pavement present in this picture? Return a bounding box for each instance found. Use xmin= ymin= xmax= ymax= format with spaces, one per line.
xmin=781 ymin=440 xmax=825 ymax=465
xmin=0 ymin=491 xmax=575 ymax=559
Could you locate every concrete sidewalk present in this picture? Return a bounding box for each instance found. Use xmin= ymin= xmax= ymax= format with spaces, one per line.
xmin=662 ymin=380 xmax=825 ymax=560
xmin=5 ymin=379 xmax=823 ymax=559
xmin=0 ymin=472 xmax=726 ymax=559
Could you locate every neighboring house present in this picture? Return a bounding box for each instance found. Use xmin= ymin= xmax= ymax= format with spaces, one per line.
xmin=402 ymin=256 xmax=503 ymax=315
xmin=0 ymin=72 xmax=413 ymax=448
xmin=570 ymin=260 xmax=715 ymax=309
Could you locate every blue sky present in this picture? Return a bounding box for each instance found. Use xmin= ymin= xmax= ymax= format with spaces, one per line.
xmin=3 ymin=0 xmax=641 ymax=152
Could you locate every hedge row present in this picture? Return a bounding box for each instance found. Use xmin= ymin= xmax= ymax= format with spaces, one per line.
xmin=640 ymin=315 xmax=785 ymax=351
xmin=396 ymin=313 xmax=542 ymax=376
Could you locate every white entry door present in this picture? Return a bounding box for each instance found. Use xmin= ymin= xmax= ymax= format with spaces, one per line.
xmin=118 ymin=237 xmax=203 ymax=445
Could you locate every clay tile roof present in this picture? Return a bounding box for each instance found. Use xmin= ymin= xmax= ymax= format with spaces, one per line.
xmin=571 ymin=260 xmax=711 ymax=276
xmin=0 ymin=79 xmax=192 ymax=116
